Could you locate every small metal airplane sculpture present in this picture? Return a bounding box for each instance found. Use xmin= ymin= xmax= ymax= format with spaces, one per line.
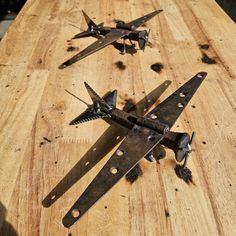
xmin=59 ymin=9 xmax=163 ymax=69
xmin=56 ymin=71 xmax=206 ymax=227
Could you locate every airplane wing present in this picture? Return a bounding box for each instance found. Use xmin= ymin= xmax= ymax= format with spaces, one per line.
xmin=62 ymin=125 xmax=163 ymax=227
xmin=145 ymin=72 xmax=207 ymax=128
xmin=125 ymin=9 xmax=163 ymax=30
xmin=59 ymin=29 xmax=130 ymax=68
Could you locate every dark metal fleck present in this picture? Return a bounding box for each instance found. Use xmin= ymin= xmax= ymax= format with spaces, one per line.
xmin=199 ymin=44 xmax=209 ymax=50
xmin=150 ymin=63 xmax=164 ymax=73
xmin=43 ymin=137 xmax=51 ymax=143
xmin=115 ymin=61 xmax=126 ymax=70
xmin=67 ymin=46 xmax=78 ymax=52
xmin=165 ymin=209 xmax=170 ymax=217
xmin=201 ymin=53 xmax=216 ymax=64
xmin=175 ymin=164 xmax=192 ymax=183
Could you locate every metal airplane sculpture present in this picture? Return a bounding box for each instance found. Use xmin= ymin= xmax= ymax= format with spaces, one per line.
xmin=50 ymin=71 xmax=206 ymax=227
xmin=59 ymin=9 xmax=163 ymax=69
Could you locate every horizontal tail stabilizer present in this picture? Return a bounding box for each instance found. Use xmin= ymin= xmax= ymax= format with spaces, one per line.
xmin=69 ymin=108 xmax=107 ymax=125
xmin=73 ymin=30 xmax=96 ymax=39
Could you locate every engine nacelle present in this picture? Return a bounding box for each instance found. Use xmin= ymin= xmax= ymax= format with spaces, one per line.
xmin=116 ymin=21 xmax=136 ymax=31
xmin=138 ymin=30 xmax=149 ymax=51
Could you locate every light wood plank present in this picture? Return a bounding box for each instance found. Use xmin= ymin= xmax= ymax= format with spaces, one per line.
xmin=0 ymin=0 xmax=235 ymax=235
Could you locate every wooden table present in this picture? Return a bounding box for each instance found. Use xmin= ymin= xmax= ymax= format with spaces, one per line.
xmin=0 ymin=0 xmax=235 ymax=235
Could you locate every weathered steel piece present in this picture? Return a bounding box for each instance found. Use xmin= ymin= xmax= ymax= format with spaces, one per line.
xmin=59 ymin=9 xmax=163 ymax=68
xmin=62 ymin=126 xmax=163 ymax=227
xmin=43 ymin=72 xmax=207 ymax=227
xmin=42 ymin=81 xmax=171 ymax=208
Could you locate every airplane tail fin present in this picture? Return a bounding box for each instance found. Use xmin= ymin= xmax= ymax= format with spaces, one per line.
xmin=84 ymin=82 xmax=117 ymax=109
xmin=82 ymin=10 xmax=98 ymax=30
xmin=66 ymin=83 xmax=117 ymax=125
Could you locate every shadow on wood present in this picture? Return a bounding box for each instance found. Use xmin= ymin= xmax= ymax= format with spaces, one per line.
xmin=0 ymin=202 xmax=18 ymax=236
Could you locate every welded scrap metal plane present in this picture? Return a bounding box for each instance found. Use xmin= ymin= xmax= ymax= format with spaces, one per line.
xmin=42 ymin=72 xmax=206 ymax=227
xmin=59 ymin=9 xmax=162 ymax=68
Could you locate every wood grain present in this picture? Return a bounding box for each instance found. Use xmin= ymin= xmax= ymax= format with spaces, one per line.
xmin=0 ymin=0 xmax=235 ymax=235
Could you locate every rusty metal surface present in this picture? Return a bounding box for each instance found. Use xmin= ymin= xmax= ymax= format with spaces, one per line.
xmin=59 ymin=10 xmax=163 ymax=68
xmin=58 ymin=29 xmax=130 ymax=69
xmin=42 ymin=80 xmax=171 ymax=208
xmin=43 ymin=72 xmax=206 ymax=228
xmin=125 ymin=9 xmax=163 ymax=29
xmin=62 ymin=125 xmax=163 ymax=227
xmin=145 ymin=72 xmax=207 ymax=128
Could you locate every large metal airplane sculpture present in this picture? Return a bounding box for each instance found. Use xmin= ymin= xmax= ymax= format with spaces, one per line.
xmin=59 ymin=9 xmax=163 ymax=69
xmin=47 ymin=71 xmax=206 ymax=227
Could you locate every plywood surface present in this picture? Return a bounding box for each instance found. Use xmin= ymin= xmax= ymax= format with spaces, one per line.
xmin=0 ymin=0 xmax=236 ymax=235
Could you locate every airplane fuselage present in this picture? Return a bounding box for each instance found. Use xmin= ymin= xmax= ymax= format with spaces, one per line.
xmin=73 ymin=25 xmax=148 ymax=50
xmin=99 ymin=105 xmax=169 ymax=135
xmin=95 ymin=26 xmax=146 ymax=42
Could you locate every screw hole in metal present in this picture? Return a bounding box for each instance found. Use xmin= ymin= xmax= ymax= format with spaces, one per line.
xmin=150 ymin=114 xmax=157 ymax=120
xmin=110 ymin=167 xmax=118 ymax=174
xmin=177 ymin=103 xmax=184 ymax=108
xmin=71 ymin=209 xmax=80 ymax=218
xmin=197 ymin=73 xmax=204 ymax=78
xmin=85 ymin=161 xmax=90 ymax=166
xmin=148 ymin=135 xmax=156 ymax=141
xmin=179 ymin=92 xmax=186 ymax=97
xmin=116 ymin=149 xmax=124 ymax=156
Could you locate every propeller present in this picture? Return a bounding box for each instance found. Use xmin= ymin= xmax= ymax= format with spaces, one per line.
xmin=182 ymin=132 xmax=195 ymax=168
xmin=138 ymin=29 xmax=150 ymax=51
xmin=144 ymin=29 xmax=151 ymax=51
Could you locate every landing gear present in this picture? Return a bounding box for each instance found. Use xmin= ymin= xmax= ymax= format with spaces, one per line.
xmin=129 ymin=39 xmax=135 ymax=47
xmin=145 ymin=151 xmax=155 ymax=162
xmin=122 ymin=39 xmax=126 ymax=54
xmin=181 ymin=132 xmax=195 ymax=168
